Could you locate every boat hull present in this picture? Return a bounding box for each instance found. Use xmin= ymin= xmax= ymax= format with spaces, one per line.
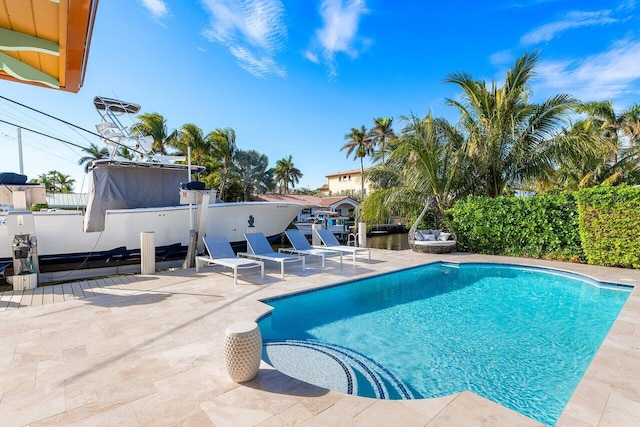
xmin=0 ymin=202 xmax=302 ymax=269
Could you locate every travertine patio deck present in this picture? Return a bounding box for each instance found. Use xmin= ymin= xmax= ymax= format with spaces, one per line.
xmin=1 ymin=249 xmax=639 ymax=426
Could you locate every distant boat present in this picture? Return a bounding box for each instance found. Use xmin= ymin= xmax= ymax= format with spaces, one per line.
xmin=294 ymin=210 xmax=350 ymax=239
xmin=0 ymin=96 xmax=303 ymax=274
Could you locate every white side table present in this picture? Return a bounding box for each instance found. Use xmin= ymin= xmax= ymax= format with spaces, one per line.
xmin=224 ymin=321 xmax=263 ymax=382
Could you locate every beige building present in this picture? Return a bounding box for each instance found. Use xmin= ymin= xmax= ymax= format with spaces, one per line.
xmin=320 ymin=169 xmax=373 ymax=198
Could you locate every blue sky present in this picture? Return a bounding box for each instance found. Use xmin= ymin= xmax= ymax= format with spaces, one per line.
xmin=1 ymin=0 xmax=639 ymax=192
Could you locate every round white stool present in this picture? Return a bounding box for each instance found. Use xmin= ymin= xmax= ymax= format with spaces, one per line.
xmin=224 ymin=321 xmax=262 ymax=382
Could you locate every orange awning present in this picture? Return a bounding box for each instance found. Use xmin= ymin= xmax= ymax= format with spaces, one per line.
xmin=0 ymin=0 xmax=99 ymax=93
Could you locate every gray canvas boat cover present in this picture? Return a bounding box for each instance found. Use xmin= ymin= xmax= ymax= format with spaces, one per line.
xmin=84 ymin=163 xmax=187 ymax=232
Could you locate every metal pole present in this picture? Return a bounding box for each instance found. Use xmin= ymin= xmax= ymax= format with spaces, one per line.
xmin=188 ymin=146 xmax=193 ymax=231
xmin=17 ymin=127 xmax=24 ymax=174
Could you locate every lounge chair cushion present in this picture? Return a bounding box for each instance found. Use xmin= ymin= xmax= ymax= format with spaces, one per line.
xmin=438 ymin=233 xmax=451 ymax=241
xmin=414 ymin=232 xmax=424 ymax=241
xmin=423 ymin=233 xmax=436 ymax=241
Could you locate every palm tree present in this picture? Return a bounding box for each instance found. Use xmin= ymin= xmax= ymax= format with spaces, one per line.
xmin=209 ymin=128 xmax=237 ymax=201
xmin=368 ymin=117 xmax=396 ymax=162
xmin=174 ymin=124 xmax=210 ymax=167
xmin=341 ymin=125 xmax=374 ymax=200
xmin=29 ymin=173 xmax=53 ymax=191
xmin=359 ymin=114 xmax=467 ymax=239
xmin=578 ymin=101 xmax=623 ymax=140
xmin=445 ymin=51 xmax=576 ymax=197
xmin=31 ymin=170 xmax=75 ymax=193
xmin=118 ymin=146 xmax=135 ymax=160
xmin=620 ymin=104 xmax=640 ymax=145
xmin=534 ymin=120 xmax=619 ymax=193
xmin=78 ymin=143 xmax=109 ymax=172
xmin=131 ymin=112 xmax=178 ymax=155
xmin=53 ymin=171 xmax=75 ymax=193
xmin=235 ymin=149 xmax=275 ymax=201
xmin=274 ymin=155 xmax=303 ymax=194
xmin=577 ymin=101 xmax=640 ymax=161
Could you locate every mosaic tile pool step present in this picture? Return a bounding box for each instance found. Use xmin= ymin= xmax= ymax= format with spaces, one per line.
xmin=263 ymin=339 xmax=414 ymax=399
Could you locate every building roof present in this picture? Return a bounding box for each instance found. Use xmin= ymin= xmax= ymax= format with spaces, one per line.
xmin=254 ymin=193 xmax=358 ymax=208
xmin=325 ymin=168 xmax=365 ymax=178
xmin=0 ymin=0 xmax=99 ymax=92
xmin=45 ymin=192 xmax=87 ymax=208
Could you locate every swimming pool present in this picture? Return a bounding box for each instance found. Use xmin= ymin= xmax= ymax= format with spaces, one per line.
xmin=257 ymin=262 xmax=631 ymax=426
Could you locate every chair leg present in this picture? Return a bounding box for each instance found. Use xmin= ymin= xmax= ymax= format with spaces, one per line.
xmin=281 ymin=262 xmax=285 ymax=278
xmin=233 ymin=266 xmax=238 ymax=289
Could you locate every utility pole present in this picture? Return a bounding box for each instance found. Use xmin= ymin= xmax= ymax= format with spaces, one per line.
xmin=17 ymin=127 xmax=24 ymax=174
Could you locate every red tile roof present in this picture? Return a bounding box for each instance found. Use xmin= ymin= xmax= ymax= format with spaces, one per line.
xmin=325 ymin=168 xmax=364 ymax=177
xmin=254 ymin=193 xmax=358 ymax=208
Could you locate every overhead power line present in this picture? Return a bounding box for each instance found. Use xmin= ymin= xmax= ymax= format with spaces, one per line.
xmin=0 ymin=118 xmax=88 ymax=150
xmin=0 ymin=95 xmax=147 ymax=156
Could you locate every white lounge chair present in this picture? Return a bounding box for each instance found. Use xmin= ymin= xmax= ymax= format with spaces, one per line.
xmin=195 ymin=236 xmax=264 ymax=287
xmin=240 ymin=232 xmax=305 ymax=277
xmin=313 ymin=229 xmax=370 ymax=265
xmin=280 ymin=229 xmax=342 ymax=269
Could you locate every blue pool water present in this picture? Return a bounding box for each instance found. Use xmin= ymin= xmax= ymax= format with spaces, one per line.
xmin=258 ymin=262 xmax=631 ymax=426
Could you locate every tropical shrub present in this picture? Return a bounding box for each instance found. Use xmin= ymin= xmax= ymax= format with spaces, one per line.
xmin=29 ymin=203 xmax=49 ymax=211
xmin=575 ymin=185 xmax=640 ymax=268
xmin=448 ymin=195 xmax=583 ymax=261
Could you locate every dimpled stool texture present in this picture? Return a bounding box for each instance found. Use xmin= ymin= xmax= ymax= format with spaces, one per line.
xmin=224 ymin=321 xmax=263 ymax=382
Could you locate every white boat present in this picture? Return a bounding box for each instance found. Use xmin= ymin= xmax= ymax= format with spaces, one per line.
xmin=0 ymin=97 xmax=303 ymax=274
xmin=294 ymin=210 xmax=350 ymax=239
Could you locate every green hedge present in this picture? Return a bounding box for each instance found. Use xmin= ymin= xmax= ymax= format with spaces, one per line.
xmin=575 ymin=185 xmax=640 ymax=268
xmin=448 ymin=194 xmax=584 ymax=262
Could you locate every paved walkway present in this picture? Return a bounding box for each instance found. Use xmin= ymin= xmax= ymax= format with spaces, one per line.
xmin=1 ymin=250 xmax=639 ymax=426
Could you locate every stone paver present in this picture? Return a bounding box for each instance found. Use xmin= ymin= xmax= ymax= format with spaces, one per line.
xmin=0 ymin=250 xmax=638 ymax=426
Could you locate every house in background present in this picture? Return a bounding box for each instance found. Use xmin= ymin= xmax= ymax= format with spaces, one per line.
xmin=319 ymin=169 xmax=373 ymax=198
xmin=254 ymin=194 xmax=358 ymax=222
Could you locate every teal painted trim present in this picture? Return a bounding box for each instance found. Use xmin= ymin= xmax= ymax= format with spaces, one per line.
xmin=0 ymin=52 xmax=59 ymax=88
xmin=0 ymin=28 xmax=59 ymax=56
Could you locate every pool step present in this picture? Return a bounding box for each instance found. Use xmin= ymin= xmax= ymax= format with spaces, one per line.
xmin=263 ymin=339 xmax=414 ymax=399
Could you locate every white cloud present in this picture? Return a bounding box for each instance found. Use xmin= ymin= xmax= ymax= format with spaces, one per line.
xmin=306 ymin=0 xmax=369 ymax=78
xmin=201 ymin=0 xmax=287 ymax=79
xmin=304 ymin=51 xmax=319 ymax=64
xmin=521 ymin=10 xmax=618 ymax=45
xmin=140 ymin=0 xmax=169 ymax=20
xmin=229 ymin=46 xmax=286 ymax=79
xmin=535 ymin=38 xmax=640 ymax=104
